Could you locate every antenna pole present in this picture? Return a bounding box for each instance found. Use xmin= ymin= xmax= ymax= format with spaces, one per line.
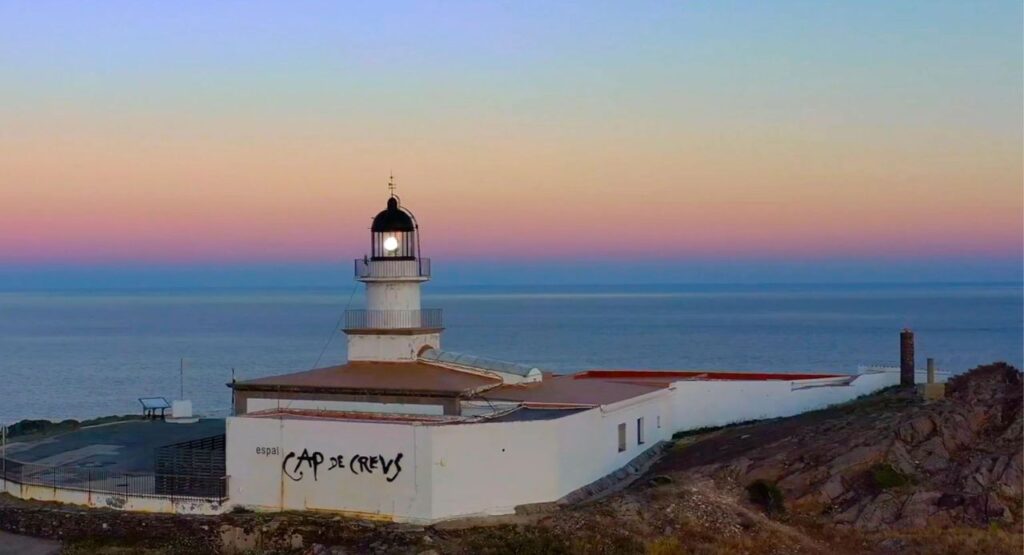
xmin=179 ymin=358 xmax=184 ymax=400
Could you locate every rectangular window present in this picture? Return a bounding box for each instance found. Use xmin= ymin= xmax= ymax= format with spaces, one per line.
xmin=637 ymin=417 xmax=645 ymax=445
xmin=657 ymin=415 xmax=661 ymax=429
xmin=617 ymin=423 xmax=626 ymax=452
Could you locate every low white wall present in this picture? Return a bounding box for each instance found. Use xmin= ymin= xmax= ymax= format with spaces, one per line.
xmin=668 ymin=370 xmax=899 ymax=431
xmin=0 ymin=478 xmax=226 ymax=515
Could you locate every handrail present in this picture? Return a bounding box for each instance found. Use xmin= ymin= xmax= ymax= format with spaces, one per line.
xmin=354 ymin=258 xmax=431 ymax=279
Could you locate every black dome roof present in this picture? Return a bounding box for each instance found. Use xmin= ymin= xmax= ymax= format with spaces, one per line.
xmin=371 ymin=197 xmax=415 ymax=232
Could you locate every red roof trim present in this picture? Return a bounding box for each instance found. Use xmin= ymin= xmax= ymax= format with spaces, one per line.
xmin=575 ymin=370 xmax=844 ymax=381
xmin=245 ymin=408 xmax=455 ymax=423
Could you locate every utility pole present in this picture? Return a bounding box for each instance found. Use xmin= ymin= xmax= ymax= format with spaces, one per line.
xmin=180 ymin=358 xmax=185 ymax=400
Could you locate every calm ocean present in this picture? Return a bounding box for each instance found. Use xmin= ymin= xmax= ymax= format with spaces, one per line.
xmin=1 ymin=283 xmax=1021 ymax=423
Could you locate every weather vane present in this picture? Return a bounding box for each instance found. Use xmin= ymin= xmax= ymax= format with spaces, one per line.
xmin=388 ymin=172 xmax=396 ymax=197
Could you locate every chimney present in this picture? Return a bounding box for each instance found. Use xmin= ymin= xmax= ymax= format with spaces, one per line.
xmin=900 ymin=328 xmax=915 ymax=387
xmin=927 ymin=358 xmax=936 ymax=384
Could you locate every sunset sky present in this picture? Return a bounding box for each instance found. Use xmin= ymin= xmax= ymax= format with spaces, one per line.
xmin=1 ymin=1 xmax=1021 ymax=286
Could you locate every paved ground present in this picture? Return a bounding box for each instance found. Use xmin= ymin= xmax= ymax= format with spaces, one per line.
xmin=4 ymin=419 xmax=224 ymax=473
xmin=0 ymin=531 xmax=60 ymax=555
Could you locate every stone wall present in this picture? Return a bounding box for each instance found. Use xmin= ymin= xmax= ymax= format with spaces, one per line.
xmin=0 ymin=495 xmax=434 ymax=554
xmin=0 ymin=499 xmax=220 ymax=551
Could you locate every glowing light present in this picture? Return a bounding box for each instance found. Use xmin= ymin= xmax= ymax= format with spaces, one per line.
xmin=383 ymin=236 xmax=399 ymax=252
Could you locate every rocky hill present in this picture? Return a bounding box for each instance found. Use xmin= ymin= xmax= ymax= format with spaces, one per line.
xmin=674 ymin=362 xmax=1022 ymax=532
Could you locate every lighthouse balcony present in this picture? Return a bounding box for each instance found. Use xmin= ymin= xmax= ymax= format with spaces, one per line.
xmin=354 ymin=258 xmax=431 ymax=280
xmin=343 ymin=308 xmax=444 ymax=333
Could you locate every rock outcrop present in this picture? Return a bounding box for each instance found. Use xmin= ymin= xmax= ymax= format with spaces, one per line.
xmin=688 ymin=363 xmax=1022 ymax=531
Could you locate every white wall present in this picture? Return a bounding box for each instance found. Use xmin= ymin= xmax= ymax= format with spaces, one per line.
xmin=429 ymin=419 xmax=562 ymax=518
xmin=668 ymin=370 xmax=899 ymax=431
xmin=226 ymin=417 xmax=431 ymax=519
xmin=366 ymin=281 xmax=421 ymax=312
xmin=554 ymin=391 xmax=673 ymax=495
xmin=346 ymin=332 xmax=440 ymax=361
xmin=0 ymin=478 xmax=227 ymax=515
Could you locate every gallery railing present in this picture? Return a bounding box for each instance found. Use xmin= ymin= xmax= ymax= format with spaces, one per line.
xmin=354 ymin=258 xmax=431 ymax=279
xmin=343 ymin=308 xmax=443 ymax=330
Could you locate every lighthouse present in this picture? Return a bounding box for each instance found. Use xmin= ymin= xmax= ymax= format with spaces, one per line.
xmin=344 ymin=186 xmax=442 ymax=361
xmin=223 ymin=180 xmax=909 ymax=524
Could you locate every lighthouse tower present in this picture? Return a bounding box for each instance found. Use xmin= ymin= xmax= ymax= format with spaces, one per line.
xmin=345 ymin=186 xmax=442 ymax=361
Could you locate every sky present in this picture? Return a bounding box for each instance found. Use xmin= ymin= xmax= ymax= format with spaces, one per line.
xmin=1 ymin=1 xmax=1021 ymax=287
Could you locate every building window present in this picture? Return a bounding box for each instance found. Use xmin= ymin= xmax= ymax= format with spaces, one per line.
xmin=637 ymin=417 xmax=645 ymax=445
xmin=617 ymin=423 xmax=626 ymax=452
xmin=657 ymin=415 xmax=661 ymax=429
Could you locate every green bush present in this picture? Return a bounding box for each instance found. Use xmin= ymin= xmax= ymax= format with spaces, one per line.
xmin=869 ymin=463 xmax=912 ymax=490
xmin=646 ymin=536 xmax=685 ymax=555
xmin=464 ymin=526 xmax=571 ymax=555
xmin=746 ymin=480 xmax=786 ymax=515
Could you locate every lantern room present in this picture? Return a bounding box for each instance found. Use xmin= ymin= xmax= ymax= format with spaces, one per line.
xmin=370 ymin=196 xmax=418 ymax=260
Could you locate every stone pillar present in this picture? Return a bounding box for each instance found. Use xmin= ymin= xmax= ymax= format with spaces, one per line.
xmin=900 ymin=328 xmax=915 ymax=387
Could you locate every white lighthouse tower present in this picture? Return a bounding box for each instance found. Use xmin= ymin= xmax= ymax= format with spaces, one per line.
xmin=345 ymin=184 xmax=442 ymax=361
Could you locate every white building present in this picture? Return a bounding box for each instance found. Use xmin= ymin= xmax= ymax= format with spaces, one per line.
xmin=225 ymin=190 xmax=901 ymax=523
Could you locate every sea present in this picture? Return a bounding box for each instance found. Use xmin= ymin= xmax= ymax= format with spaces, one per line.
xmin=0 ymin=282 xmax=1021 ymax=424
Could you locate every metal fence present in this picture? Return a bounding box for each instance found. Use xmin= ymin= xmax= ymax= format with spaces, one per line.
xmin=344 ymin=308 xmax=444 ymax=330
xmin=155 ymin=434 xmax=226 ymax=497
xmin=1 ymin=457 xmax=227 ymax=502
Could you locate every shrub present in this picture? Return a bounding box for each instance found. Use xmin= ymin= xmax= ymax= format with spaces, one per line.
xmin=869 ymin=463 xmax=912 ymax=490
xmin=746 ymin=480 xmax=785 ymax=515
xmin=646 ymin=536 xmax=685 ymax=555
xmin=463 ymin=526 xmax=571 ymax=555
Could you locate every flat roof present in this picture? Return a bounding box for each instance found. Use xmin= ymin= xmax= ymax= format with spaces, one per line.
xmin=234 ymin=357 xmax=853 ymax=411
xmin=244 ymin=406 xmax=591 ymax=424
xmin=5 ymin=419 xmax=225 ymax=473
xmin=244 ymin=408 xmax=462 ymax=424
xmin=233 ymin=361 xmax=500 ymax=397
xmin=475 ymin=369 xmax=848 ymax=406
xmin=484 ymin=373 xmax=668 ymax=405
xmin=484 ymin=406 xmax=589 ymax=422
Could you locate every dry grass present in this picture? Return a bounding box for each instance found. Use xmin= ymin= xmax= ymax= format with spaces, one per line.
xmin=885 ymin=526 xmax=1023 ymax=555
